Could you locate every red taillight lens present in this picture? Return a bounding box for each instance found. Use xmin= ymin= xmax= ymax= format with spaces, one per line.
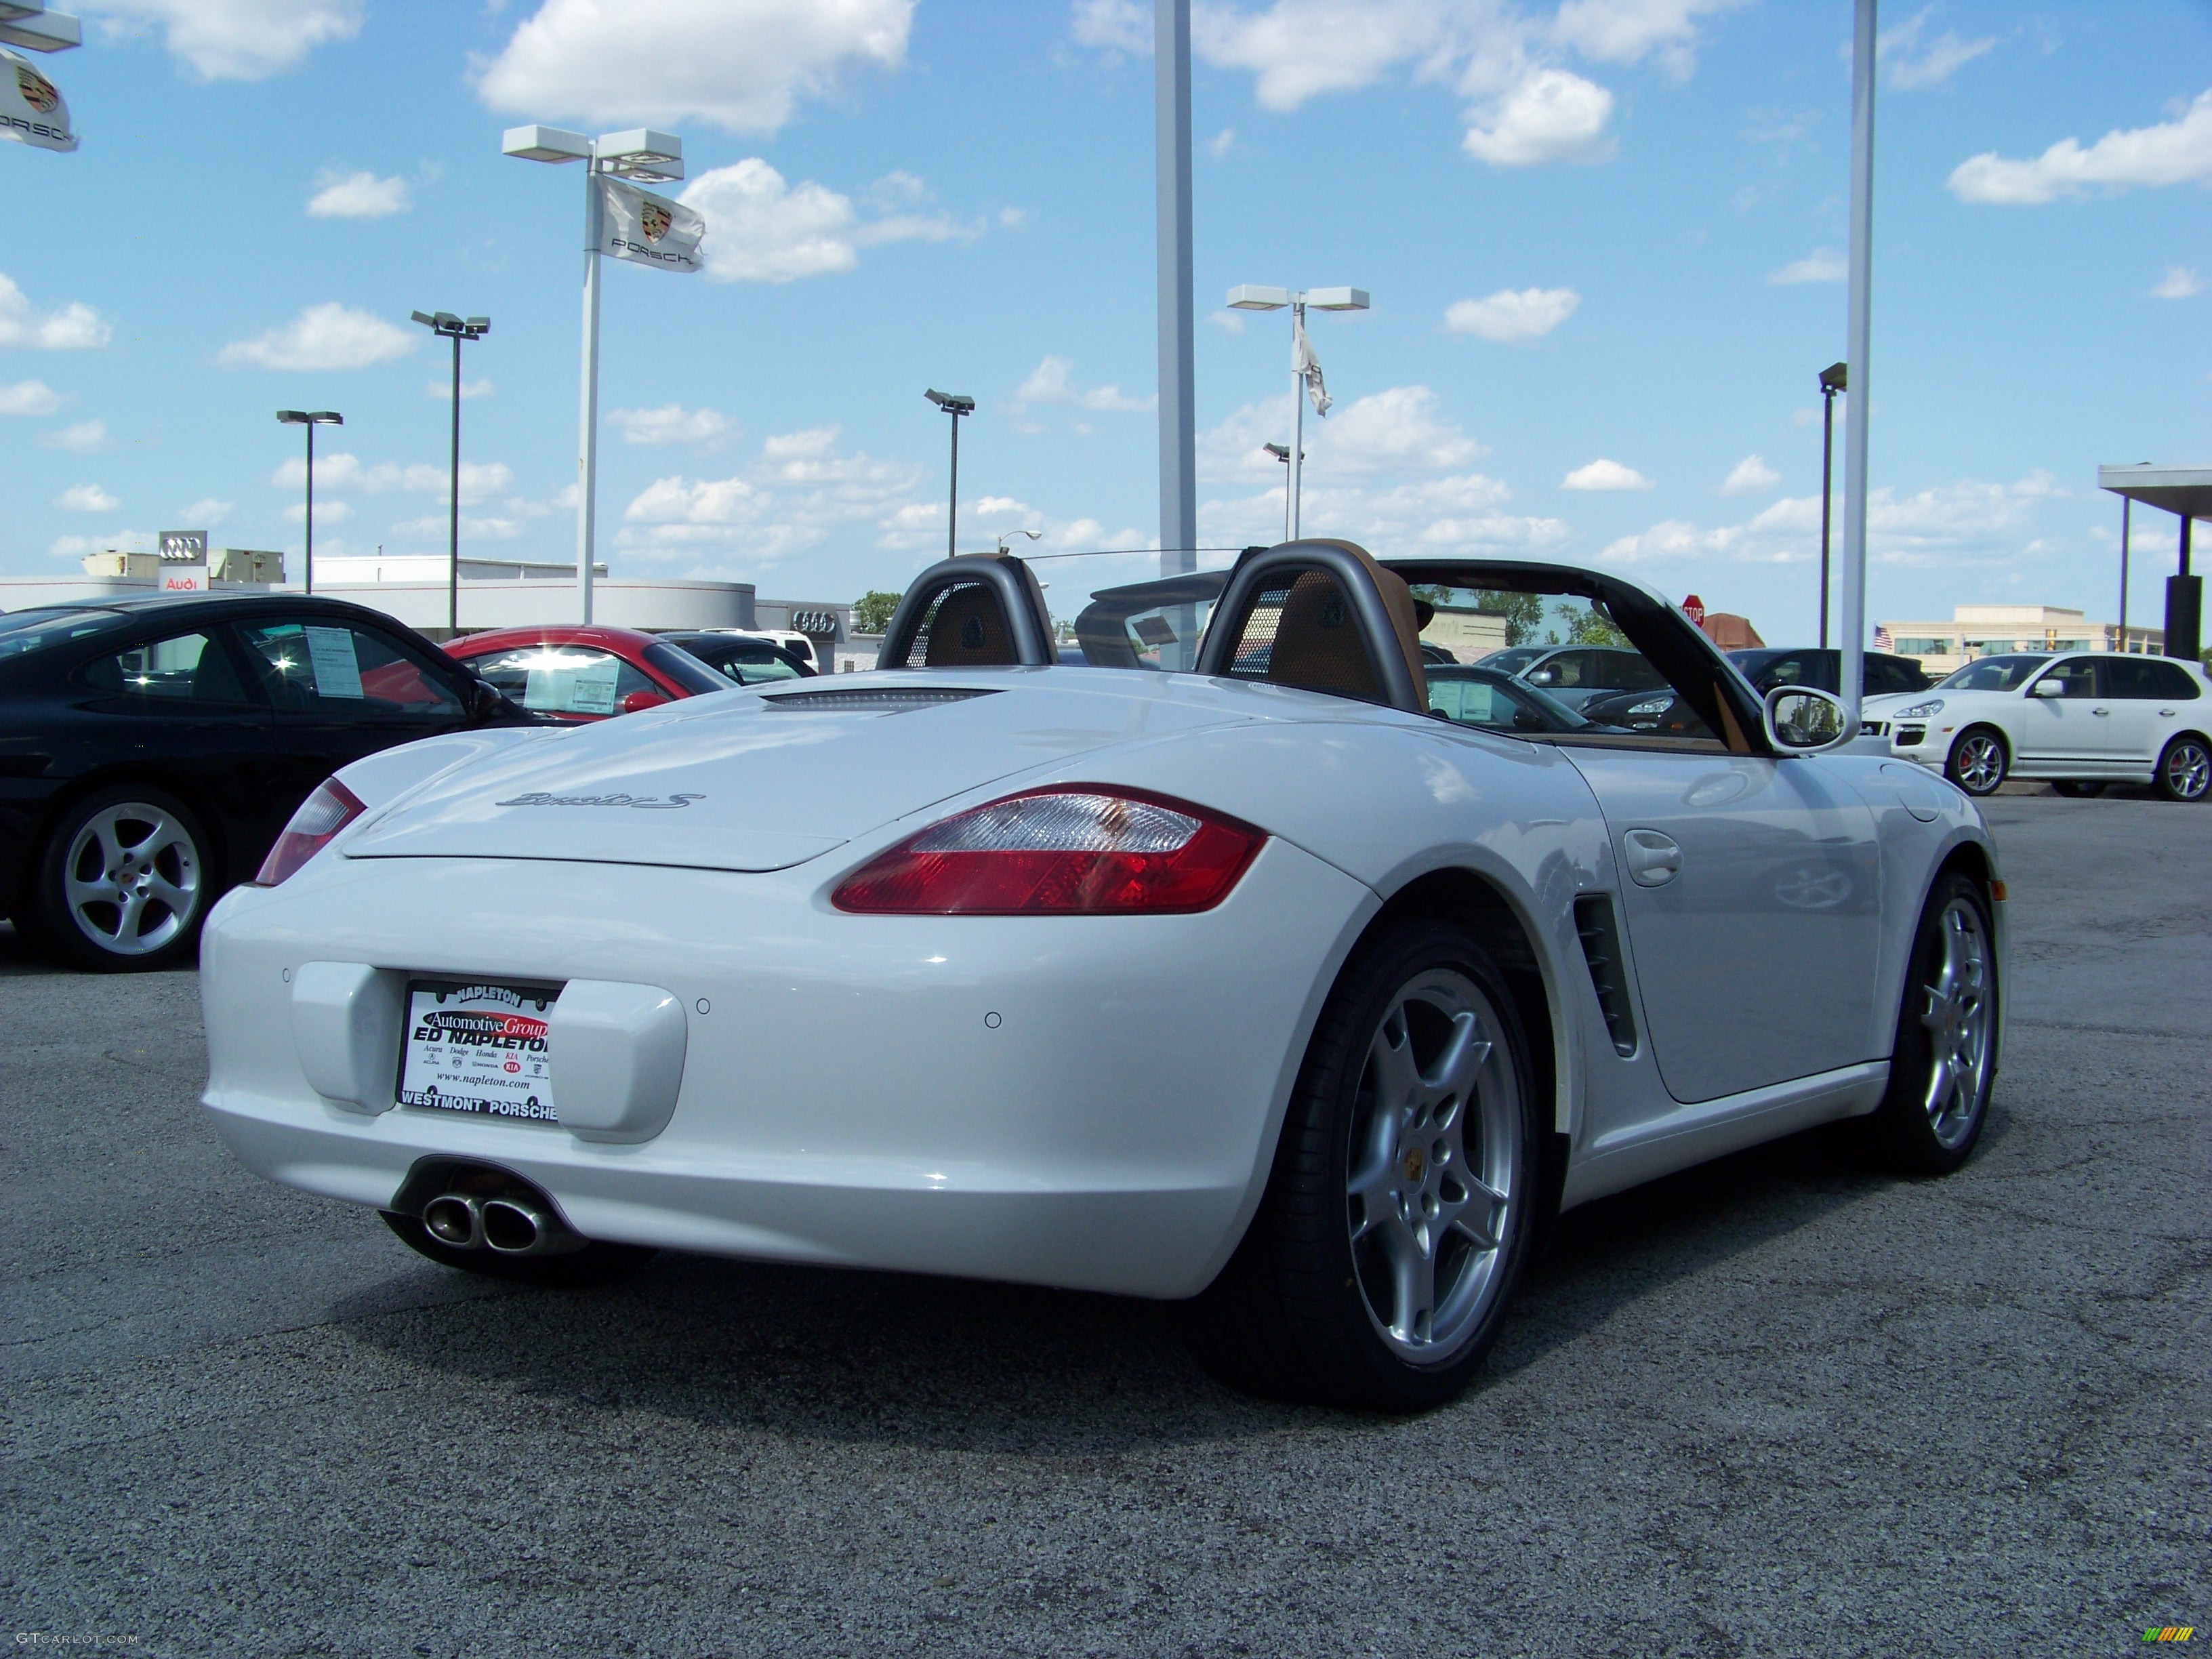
xmin=832 ymin=787 xmax=1265 ymax=916
xmin=252 ymin=779 xmax=368 ymax=887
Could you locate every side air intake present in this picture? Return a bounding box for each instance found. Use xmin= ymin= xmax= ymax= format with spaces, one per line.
xmin=1574 ymin=893 xmax=1639 ymax=1059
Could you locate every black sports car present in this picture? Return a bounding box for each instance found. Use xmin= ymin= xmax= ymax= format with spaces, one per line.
xmin=655 ymin=631 xmax=818 ymax=685
xmin=0 ymin=592 xmax=529 ymax=971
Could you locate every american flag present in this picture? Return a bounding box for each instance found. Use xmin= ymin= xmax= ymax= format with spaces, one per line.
xmin=1872 ymin=625 xmax=1893 ymax=651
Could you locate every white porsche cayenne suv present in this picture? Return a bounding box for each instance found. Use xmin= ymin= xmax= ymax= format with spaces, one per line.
xmin=1863 ymin=651 xmax=2211 ymax=801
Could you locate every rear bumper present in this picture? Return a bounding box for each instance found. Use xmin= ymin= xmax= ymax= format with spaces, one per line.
xmin=199 ymin=837 xmax=1372 ymax=1299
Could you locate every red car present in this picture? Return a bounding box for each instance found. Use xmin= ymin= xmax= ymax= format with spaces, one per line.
xmin=443 ymin=625 xmax=733 ymax=723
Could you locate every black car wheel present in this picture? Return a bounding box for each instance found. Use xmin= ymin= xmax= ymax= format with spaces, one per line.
xmin=2156 ymin=735 xmax=2211 ymax=803
xmin=1946 ymin=726 xmax=2007 ymax=796
xmin=1185 ymin=919 xmax=1541 ymax=1412
xmin=2051 ymin=780 xmax=2106 ymax=799
xmin=32 ymin=785 xmax=213 ymax=972
xmin=1862 ymin=872 xmax=1998 ymax=1176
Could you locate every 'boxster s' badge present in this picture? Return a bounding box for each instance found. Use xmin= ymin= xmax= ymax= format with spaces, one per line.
xmin=497 ymin=790 xmax=704 ymax=809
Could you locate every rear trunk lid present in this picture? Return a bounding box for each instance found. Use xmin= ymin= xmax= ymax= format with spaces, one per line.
xmin=342 ymin=677 xmax=1251 ymax=873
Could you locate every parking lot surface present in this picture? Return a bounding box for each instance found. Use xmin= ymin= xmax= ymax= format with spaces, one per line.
xmin=3 ymin=785 xmax=2205 ymax=1657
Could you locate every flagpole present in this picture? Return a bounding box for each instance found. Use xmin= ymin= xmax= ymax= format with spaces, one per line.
xmin=577 ymin=157 xmax=602 ymax=626
xmin=1288 ymin=298 xmax=1305 ymax=540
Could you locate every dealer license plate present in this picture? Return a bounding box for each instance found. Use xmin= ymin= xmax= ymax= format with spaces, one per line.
xmin=397 ymin=979 xmax=561 ymax=1122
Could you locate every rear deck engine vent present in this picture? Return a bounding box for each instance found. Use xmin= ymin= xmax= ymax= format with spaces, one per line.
xmin=760 ymin=687 xmax=1000 ymax=713
xmin=1574 ymin=893 xmax=1639 ymax=1059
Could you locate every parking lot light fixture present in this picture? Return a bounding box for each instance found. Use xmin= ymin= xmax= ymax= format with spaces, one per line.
xmin=276 ymin=409 xmax=342 ymax=594
xmin=1818 ymin=361 xmax=1846 ymax=649
xmin=924 ymin=390 xmax=975 ymax=557
xmin=1227 ymin=285 xmax=1368 ymax=537
xmin=411 ymin=310 xmax=491 ymax=636
xmin=502 ymin=123 xmax=685 ymax=623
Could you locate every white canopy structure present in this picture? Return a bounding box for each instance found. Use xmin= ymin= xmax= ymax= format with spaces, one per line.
xmin=2099 ymin=464 xmax=2209 ymax=662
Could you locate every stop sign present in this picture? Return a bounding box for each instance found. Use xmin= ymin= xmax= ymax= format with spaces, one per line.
xmin=1682 ymin=594 xmax=1706 ymax=626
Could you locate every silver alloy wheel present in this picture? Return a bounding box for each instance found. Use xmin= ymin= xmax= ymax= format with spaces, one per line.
xmin=2163 ymin=739 xmax=2210 ymax=801
xmin=62 ymin=800 xmax=203 ymax=957
xmin=1345 ymin=968 xmax=1521 ymax=1364
xmin=1919 ymin=897 xmax=1994 ymax=1149
xmin=1952 ymin=731 xmax=2005 ymax=794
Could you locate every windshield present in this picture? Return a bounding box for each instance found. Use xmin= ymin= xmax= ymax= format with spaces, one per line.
xmin=1936 ymin=653 xmax=2051 ymax=693
xmin=0 ymin=607 xmax=129 ymax=661
xmin=1475 ymin=646 xmax=1544 ymax=674
xmin=1426 ymin=666 xmax=1592 ymax=734
xmin=640 ymin=640 xmax=738 ymax=695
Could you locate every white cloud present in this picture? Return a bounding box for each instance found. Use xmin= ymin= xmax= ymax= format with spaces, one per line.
xmin=41 ymin=419 xmax=108 ymax=452
xmin=218 ymin=303 xmax=415 ymax=370
xmin=617 ymin=426 xmax=925 ymax=568
xmin=57 ymin=483 xmax=120 ymax=512
xmin=0 ymin=274 xmax=112 ymax=350
xmin=386 ymin=512 xmax=525 ymax=542
xmin=1769 ymin=249 xmax=1845 ymax=284
xmin=283 ymin=499 xmax=354 ymax=525
xmin=1444 ymin=285 xmax=1579 ymax=340
xmin=1601 ymin=473 xmax=2064 ymax=569
xmin=0 ymin=379 xmax=60 ymax=415
xmin=306 ymin=169 xmax=411 ymax=218
xmin=1552 ymin=0 xmax=1746 ymax=77
xmin=1071 ymin=0 xmax=1149 ymax=56
xmin=1948 ymin=90 xmax=2212 ymax=204
xmin=1191 ymin=1 xmax=1456 ymax=112
xmin=427 ymin=378 xmax=494 ymax=399
xmin=477 ymin=0 xmax=913 ymax=136
xmin=1563 ymin=457 xmax=1652 ymax=491
xmin=1877 ymin=7 xmax=1996 ymax=90
xmin=2154 ymin=266 xmax=2202 ymax=300
xmin=676 ymin=159 xmax=964 ymax=283
xmin=1210 ymin=127 xmax=1237 ymax=159
xmin=270 ymin=454 xmax=514 ymax=503
xmin=1462 ymin=68 xmax=1614 ymax=166
xmin=608 ymin=404 xmax=738 ymax=447
xmin=1719 ymin=454 xmax=1779 ymax=496
xmin=1200 ymin=385 xmax=1483 ymax=483
xmin=1013 ymin=357 xmax=1154 ymax=413
xmin=180 ymin=497 xmax=232 ymax=526
xmin=85 ymin=0 xmax=361 ymax=81
xmin=1207 ymin=309 xmax=1246 ymax=333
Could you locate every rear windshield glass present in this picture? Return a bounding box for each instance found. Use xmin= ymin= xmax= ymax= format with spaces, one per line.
xmin=641 ymin=640 xmax=737 ymax=695
xmin=1936 ymin=654 xmax=2050 ymax=692
xmin=0 ymin=608 xmax=129 ymax=661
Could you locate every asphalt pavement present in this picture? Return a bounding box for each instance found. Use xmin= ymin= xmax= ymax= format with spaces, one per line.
xmin=3 ymin=783 xmax=2205 ymax=1658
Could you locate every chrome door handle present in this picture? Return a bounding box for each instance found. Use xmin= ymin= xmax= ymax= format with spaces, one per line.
xmin=1622 ymin=828 xmax=1682 ymax=887
xmin=2092 ymin=707 xmax=2110 ymax=716
xmin=2160 ymin=708 xmax=2177 ymax=716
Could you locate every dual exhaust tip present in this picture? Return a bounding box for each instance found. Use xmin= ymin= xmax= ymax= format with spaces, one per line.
xmin=422 ymin=1191 xmax=584 ymax=1257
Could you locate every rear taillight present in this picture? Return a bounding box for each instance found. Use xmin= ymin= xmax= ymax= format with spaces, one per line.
xmin=253 ymin=779 xmax=368 ymax=887
xmin=832 ymin=787 xmax=1265 ymax=916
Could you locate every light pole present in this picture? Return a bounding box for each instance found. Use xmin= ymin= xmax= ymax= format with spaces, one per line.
xmin=501 ymin=124 xmax=686 ymax=622
xmin=411 ymin=311 xmax=489 ymax=637
xmin=1263 ymin=443 xmax=1305 ymax=543
xmin=1225 ymin=285 xmax=1368 ymax=538
xmin=924 ymin=390 xmax=974 ymax=557
xmin=995 ymin=529 xmax=1041 ymax=556
xmin=275 ymin=409 xmax=342 ymax=594
xmin=1817 ymin=361 xmax=1846 ymax=649
xmin=1837 ymin=0 xmax=1877 ymax=726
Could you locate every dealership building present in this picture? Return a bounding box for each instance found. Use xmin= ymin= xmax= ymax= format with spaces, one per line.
xmin=1877 ymin=603 xmax=2162 ymax=677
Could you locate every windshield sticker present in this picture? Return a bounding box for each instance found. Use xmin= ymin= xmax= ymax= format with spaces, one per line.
xmin=523 ymin=655 xmax=621 ymax=714
xmin=304 ymin=626 xmax=365 ymax=699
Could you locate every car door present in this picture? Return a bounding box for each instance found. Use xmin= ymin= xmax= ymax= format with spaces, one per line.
xmin=2101 ymin=656 xmax=2195 ymax=769
xmin=236 ymin=615 xmax=474 ymax=809
xmin=1562 ymin=744 xmax=1883 ymax=1104
xmin=2014 ymin=657 xmax=2114 ymax=771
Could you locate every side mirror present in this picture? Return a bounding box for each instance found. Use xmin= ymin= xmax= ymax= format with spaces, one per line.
xmin=620 ymin=690 xmax=670 ymax=714
xmin=1527 ymin=669 xmax=1555 ymax=686
xmin=2030 ymin=678 xmax=2063 ymax=697
xmin=467 ymin=678 xmax=509 ymax=722
xmin=1764 ymin=684 xmax=1856 ymax=753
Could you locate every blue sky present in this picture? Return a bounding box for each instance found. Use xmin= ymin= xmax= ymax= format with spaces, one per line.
xmin=3 ymin=0 xmax=2208 ymax=638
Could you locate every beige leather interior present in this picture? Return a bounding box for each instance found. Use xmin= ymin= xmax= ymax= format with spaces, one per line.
xmin=1225 ymin=542 xmax=1429 ymax=708
xmin=922 ymin=583 xmax=1017 ymax=668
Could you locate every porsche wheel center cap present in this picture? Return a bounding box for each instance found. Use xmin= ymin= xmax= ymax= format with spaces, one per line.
xmin=1402 ymin=1147 xmax=1425 ymax=1183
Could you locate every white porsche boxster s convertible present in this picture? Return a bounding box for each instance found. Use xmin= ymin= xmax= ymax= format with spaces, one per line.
xmin=201 ymin=544 xmax=2004 ymax=1410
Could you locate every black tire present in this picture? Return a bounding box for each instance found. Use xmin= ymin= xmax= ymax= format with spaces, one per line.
xmin=2051 ymin=780 xmax=2106 ymax=799
xmin=1945 ymin=726 xmax=2008 ymax=797
xmin=380 ymin=1210 xmax=657 ymax=1286
xmin=1184 ymin=919 xmax=1542 ymax=1412
xmin=30 ymin=785 xmax=215 ymax=972
xmin=1863 ymin=872 xmax=1998 ymax=1176
xmin=2155 ymin=735 xmax=2211 ymax=803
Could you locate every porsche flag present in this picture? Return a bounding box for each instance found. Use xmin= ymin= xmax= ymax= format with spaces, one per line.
xmin=1 ymin=48 xmax=76 ymax=153
xmin=1292 ymin=308 xmax=1332 ymax=417
xmin=596 ymin=177 xmax=703 ymax=274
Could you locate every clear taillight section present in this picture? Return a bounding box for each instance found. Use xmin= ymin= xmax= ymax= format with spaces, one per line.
xmin=252 ymin=778 xmax=368 ymax=887
xmin=832 ymin=787 xmax=1265 ymax=916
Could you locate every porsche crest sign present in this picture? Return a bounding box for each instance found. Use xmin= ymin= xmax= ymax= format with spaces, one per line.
xmin=1 ymin=47 xmax=75 ymax=152
xmin=596 ymin=176 xmax=702 ymax=274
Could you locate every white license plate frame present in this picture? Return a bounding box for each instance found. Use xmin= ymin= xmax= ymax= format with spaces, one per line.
xmin=396 ymin=978 xmax=562 ymax=1122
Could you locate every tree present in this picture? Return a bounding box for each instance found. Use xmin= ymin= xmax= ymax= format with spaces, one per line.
xmin=852 ymin=590 xmax=901 ymax=635
xmin=1557 ymin=601 xmax=1631 ymax=649
xmin=1410 ymin=585 xmax=1549 ymax=649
